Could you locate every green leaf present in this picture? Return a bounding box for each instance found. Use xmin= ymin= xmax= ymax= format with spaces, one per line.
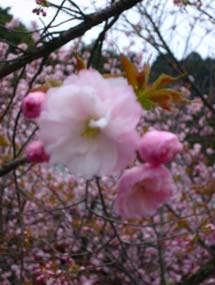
xmin=138 ymin=94 xmax=154 ymax=110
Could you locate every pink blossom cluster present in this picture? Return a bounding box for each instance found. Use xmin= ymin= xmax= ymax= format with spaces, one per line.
xmin=21 ymin=69 xmax=183 ymax=220
xmin=115 ymin=130 xmax=182 ymax=218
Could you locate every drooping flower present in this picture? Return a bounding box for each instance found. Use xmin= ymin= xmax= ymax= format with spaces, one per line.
xmin=37 ymin=70 xmax=142 ymax=178
xmin=114 ymin=163 xmax=175 ymax=219
xmin=138 ymin=130 xmax=183 ymax=166
xmin=22 ymin=91 xmax=45 ymax=119
xmin=26 ymin=140 xmax=49 ymax=163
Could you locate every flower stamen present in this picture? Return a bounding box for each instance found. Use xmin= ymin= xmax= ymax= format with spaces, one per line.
xmin=82 ymin=118 xmax=100 ymax=138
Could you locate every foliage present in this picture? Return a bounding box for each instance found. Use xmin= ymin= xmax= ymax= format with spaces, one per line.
xmin=0 ymin=7 xmax=34 ymax=48
xmin=151 ymin=52 xmax=215 ymax=99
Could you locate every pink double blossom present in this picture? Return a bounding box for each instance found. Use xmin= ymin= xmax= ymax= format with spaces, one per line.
xmin=138 ymin=130 xmax=183 ymax=166
xmin=37 ymin=70 xmax=141 ymax=178
xmin=114 ymin=163 xmax=175 ymax=219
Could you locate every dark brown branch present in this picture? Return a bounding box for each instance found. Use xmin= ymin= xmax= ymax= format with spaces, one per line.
xmin=87 ymin=16 xmax=119 ymax=69
xmin=95 ymin=177 xmax=140 ymax=284
xmin=0 ymin=157 xmax=28 ymax=177
xmin=0 ymin=0 xmax=143 ymax=79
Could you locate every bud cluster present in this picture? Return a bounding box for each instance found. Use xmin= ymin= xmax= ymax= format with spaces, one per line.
xmin=32 ymin=7 xmax=47 ymax=17
xmin=32 ymin=0 xmax=49 ymax=17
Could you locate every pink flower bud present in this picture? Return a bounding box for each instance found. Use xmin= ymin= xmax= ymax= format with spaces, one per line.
xmin=138 ymin=130 xmax=183 ymax=166
xmin=22 ymin=92 xmax=45 ymax=119
xmin=114 ymin=163 xmax=175 ymax=219
xmin=26 ymin=140 xmax=49 ymax=163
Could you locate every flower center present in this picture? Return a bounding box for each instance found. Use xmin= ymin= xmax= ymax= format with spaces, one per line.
xmin=133 ymin=181 xmax=145 ymax=192
xmin=82 ymin=117 xmax=108 ymax=138
xmin=82 ymin=123 xmax=100 ymax=138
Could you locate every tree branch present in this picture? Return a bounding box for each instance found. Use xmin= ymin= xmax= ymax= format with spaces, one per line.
xmin=0 ymin=0 xmax=143 ymax=79
xmin=0 ymin=157 xmax=28 ymax=177
xmin=143 ymin=9 xmax=215 ymax=115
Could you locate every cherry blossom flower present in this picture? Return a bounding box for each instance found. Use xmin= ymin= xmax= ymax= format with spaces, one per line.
xmin=138 ymin=130 xmax=183 ymax=166
xmin=114 ymin=163 xmax=175 ymax=218
xmin=38 ymin=70 xmax=142 ymax=178
xmin=5 ymin=19 xmax=20 ymax=30
xmin=26 ymin=140 xmax=49 ymax=163
xmin=22 ymin=91 xmax=46 ymax=119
